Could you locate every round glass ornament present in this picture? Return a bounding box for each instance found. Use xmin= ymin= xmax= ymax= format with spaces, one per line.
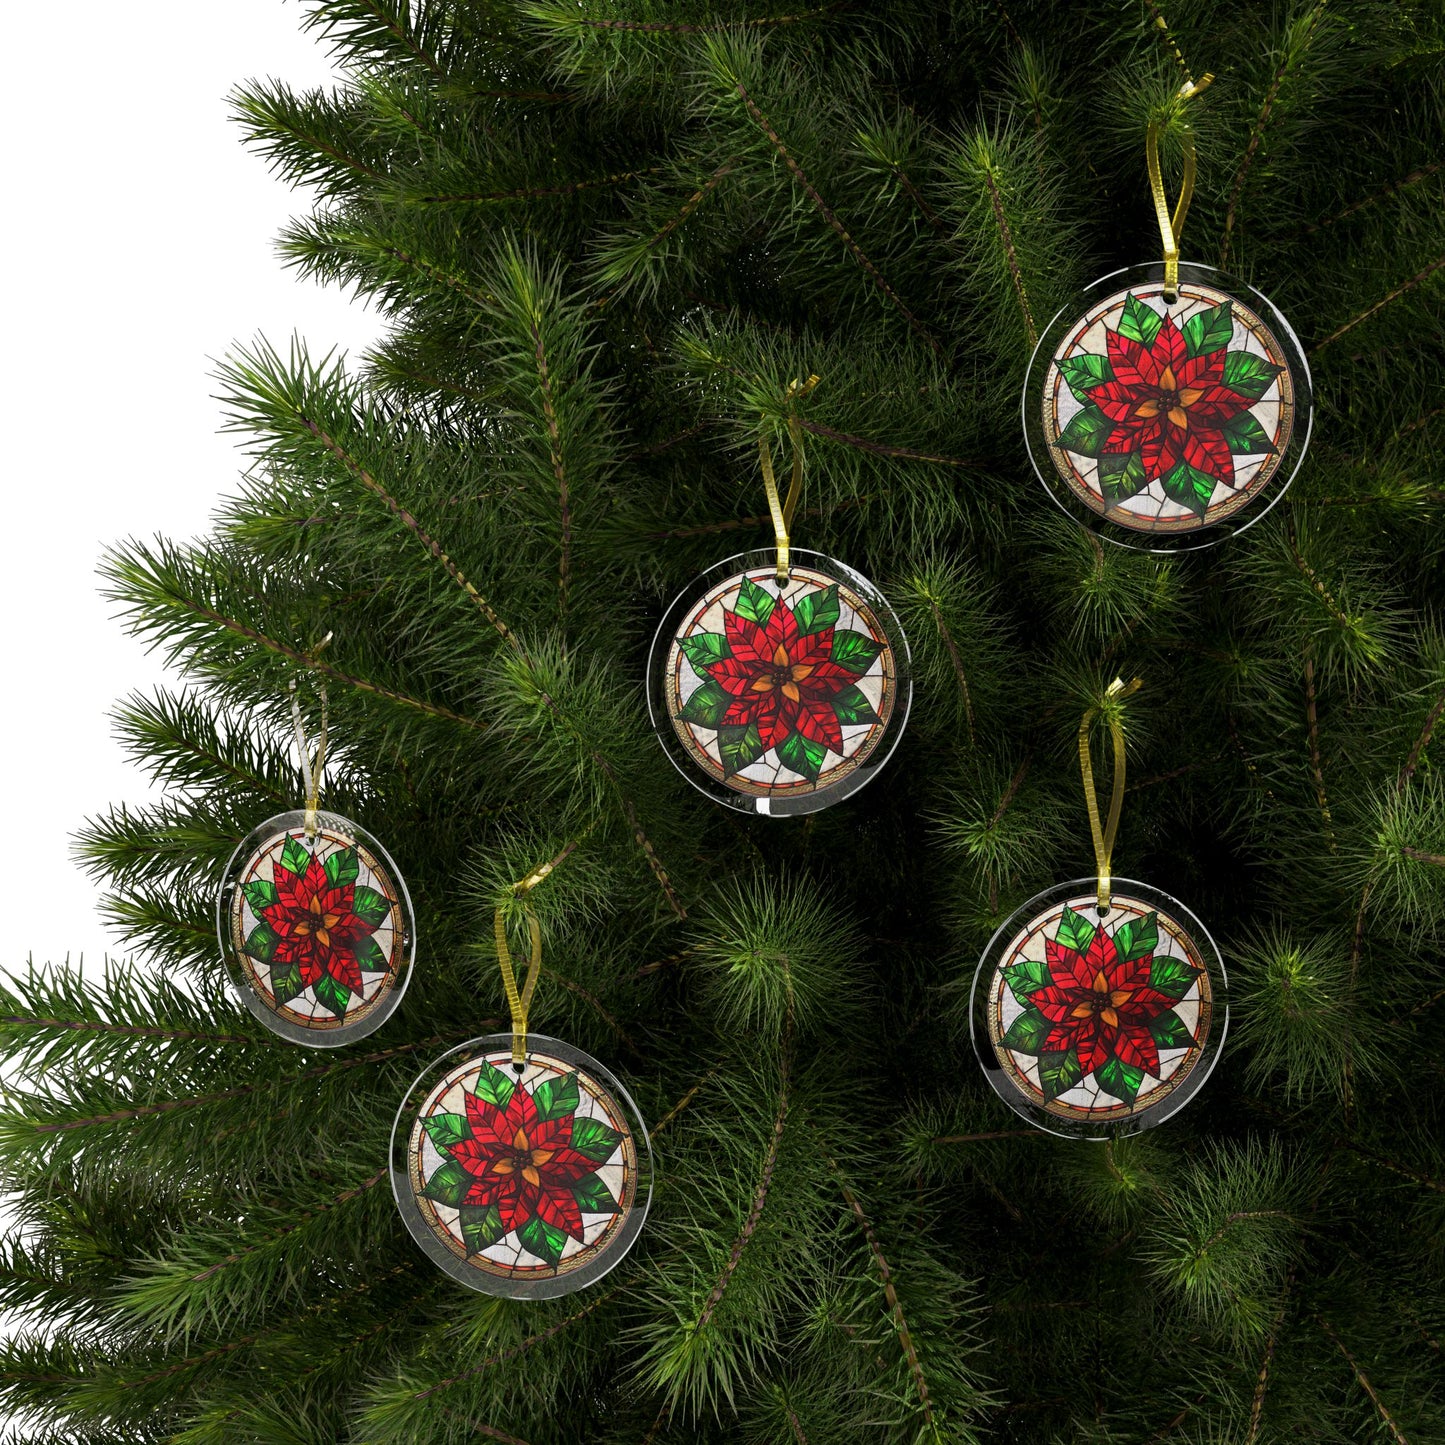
xmin=392 ymin=1035 xmax=652 ymax=1298
xmin=971 ymin=879 xmax=1227 ymax=1139
xmin=1024 ymin=263 xmax=1312 ymax=550
xmin=217 ymin=809 xmax=415 ymax=1046
xmin=647 ymin=549 xmax=912 ymax=815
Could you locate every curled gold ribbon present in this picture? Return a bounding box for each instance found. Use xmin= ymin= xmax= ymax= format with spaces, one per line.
xmin=758 ymin=375 xmax=818 ymax=583
xmin=1078 ymin=677 xmax=1143 ymax=911
xmin=1146 ymin=73 xmax=1213 ymax=300
xmin=494 ymin=901 xmax=543 ymax=1068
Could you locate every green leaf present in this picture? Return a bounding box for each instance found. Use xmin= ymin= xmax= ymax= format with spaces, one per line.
xmin=518 ymin=1215 xmax=567 ymax=1267
xmin=532 ymin=1072 xmax=580 ymax=1123
xmin=351 ymin=885 xmax=391 ymax=927
xmin=1096 ymin=1057 xmax=1145 ymax=1105
xmin=1149 ymin=1010 xmax=1195 ymax=1051
xmin=831 ymin=684 xmax=881 ymax=727
xmin=793 ymin=584 xmax=840 ymax=635
xmin=1112 ymin=912 xmax=1158 ymax=964
xmin=678 ymin=632 xmax=731 ymax=672
xmin=679 ymin=679 xmax=730 ymax=728
xmin=242 ymin=878 xmax=278 ymax=913
xmin=324 ymin=848 xmax=359 ymax=889
xmin=1219 ymin=411 xmax=1274 ymax=455
xmin=1058 ymin=353 xmax=1113 ymax=402
xmin=421 ymin=1159 xmax=468 ymax=1209
xmin=777 ymin=731 xmax=827 ymax=782
xmin=269 ymin=962 xmax=304 ymax=1007
xmin=1001 ymin=1007 xmax=1051 ymax=1055
xmin=1183 ymin=301 xmax=1234 ymax=358
xmin=1160 ymin=460 xmax=1217 ymax=517
xmin=831 ymin=630 xmax=884 ymax=673
xmin=1150 ymin=954 xmax=1199 ymax=999
xmin=244 ymin=923 xmax=279 ymax=964
xmin=353 ymin=935 xmax=388 ymax=974
xmin=279 ymin=837 xmax=311 ymax=878
xmin=1055 ymin=905 xmax=1096 ymax=955
xmin=718 ymin=723 xmax=765 ymax=778
xmin=1056 ymin=403 xmax=1113 ymax=458
xmin=570 ymin=1116 xmax=623 ymax=1163
xmin=1118 ymin=293 xmax=1163 ymax=347
xmin=1223 ymin=350 xmax=1284 ymax=399
xmin=312 ymin=972 xmax=351 ymax=1019
xmin=1099 ymin=450 xmax=1148 ymax=505
xmin=1002 ymin=957 xmax=1049 ymax=1002
xmin=459 ymin=1204 xmax=506 ymax=1255
xmin=1040 ymin=1049 xmax=1084 ymax=1103
xmin=734 ymin=577 xmax=775 ymax=627
xmin=423 ymin=1112 xmax=470 ymax=1150
xmin=471 ymin=1062 xmax=516 ymax=1112
xmin=573 ymin=1175 xmax=620 ymax=1215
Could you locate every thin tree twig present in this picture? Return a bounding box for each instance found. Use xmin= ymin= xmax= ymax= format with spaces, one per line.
xmin=1317 ymin=1314 xmax=1411 ymax=1444
xmin=1313 ymin=253 xmax=1445 ymax=353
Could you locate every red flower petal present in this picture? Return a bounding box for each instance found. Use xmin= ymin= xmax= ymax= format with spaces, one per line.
xmin=1107 ymin=329 xmax=1151 ymax=389
xmin=1149 ymin=312 xmax=1188 ymax=378
xmin=534 ymin=1181 xmax=585 ymax=1241
xmin=504 ymin=1077 xmax=540 ymax=1138
xmin=1182 ymin=384 xmax=1254 ymax=428
xmin=499 ymin=1177 xmax=540 ymax=1233
xmin=1177 ymin=350 xmax=1225 ymax=388
xmin=724 ymin=609 xmax=771 ymax=666
xmin=537 ymin=1145 xmax=600 ymax=1186
xmin=1181 ymin=427 xmax=1235 ymax=487
xmin=762 ymin=594 xmax=800 ymax=655
xmin=1088 ymin=377 xmax=1146 ymax=423
xmin=758 ymin=695 xmax=800 ymax=752
xmin=1111 ymin=984 xmax=1177 ymax=1022
xmin=1031 ymin=981 xmax=1082 ymax=1024
xmin=463 ymin=1174 xmax=506 ymax=1208
xmin=1139 ymin=418 xmax=1185 ymax=481
xmin=708 ymin=654 xmax=767 ymax=699
xmin=327 ymin=949 xmax=363 ymax=995
xmin=1112 ymin=1024 xmax=1161 ymax=1077
xmin=465 ymin=1089 xmax=504 ymax=1140
xmin=793 ymin=696 xmax=844 ymax=754
xmin=1073 ymin=1023 xmax=1111 ymax=1076
xmin=450 ymin=1135 xmax=507 ymax=1176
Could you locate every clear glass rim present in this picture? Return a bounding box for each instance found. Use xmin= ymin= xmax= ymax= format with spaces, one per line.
xmin=389 ymin=1033 xmax=654 ymax=1299
xmin=646 ymin=547 xmax=914 ymax=817
xmin=1022 ymin=261 xmax=1314 ymax=554
xmin=970 ymin=877 xmax=1229 ymax=1140
xmin=216 ymin=808 xmax=416 ymax=1048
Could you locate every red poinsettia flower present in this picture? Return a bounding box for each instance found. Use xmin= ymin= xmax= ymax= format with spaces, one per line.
xmin=1030 ymin=924 xmax=1178 ymax=1078
xmin=443 ymin=1072 xmax=611 ymax=1249
xmin=1086 ymin=310 xmax=1255 ymax=490
xmin=704 ymin=592 xmax=857 ymax=754
xmin=257 ymin=849 xmax=380 ymax=999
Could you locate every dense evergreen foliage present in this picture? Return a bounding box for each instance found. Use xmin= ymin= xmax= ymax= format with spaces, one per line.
xmin=2 ymin=1 xmax=1444 ymax=1439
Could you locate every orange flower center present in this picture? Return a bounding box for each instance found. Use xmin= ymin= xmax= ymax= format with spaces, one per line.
xmin=489 ymin=1125 xmax=557 ymax=1188
xmin=748 ymin=642 xmax=816 ymax=704
xmin=293 ymin=893 xmax=343 ymax=947
xmin=1132 ymin=365 xmax=1204 ymax=430
xmin=1068 ymin=969 xmax=1135 ymax=1030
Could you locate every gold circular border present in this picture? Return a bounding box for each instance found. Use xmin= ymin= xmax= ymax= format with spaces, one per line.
xmin=405 ymin=1051 xmax=640 ymax=1282
xmin=663 ymin=563 xmax=898 ymax=797
xmin=986 ymin=892 xmax=1215 ymax=1123
xmin=228 ymin=824 xmax=406 ymax=1033
xmin=1043 ymin=280 xmax=1296 ymax=534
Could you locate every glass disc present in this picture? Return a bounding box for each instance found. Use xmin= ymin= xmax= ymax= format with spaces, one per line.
xmin=971 ymin=879 xmax=1228 ymax=1138
xmin=647 ymin=549 xmax=912 ymax=815
xmin=217 ymin=809 xmax=415 ymax=1047
xmin=391 ymin=1035 xmax=652 ymax=1298
xmin=1024 ymin=262 xmax=1312 ymax=550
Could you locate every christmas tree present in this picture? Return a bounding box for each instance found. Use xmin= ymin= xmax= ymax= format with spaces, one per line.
xmin=3 ymin=1 xmax=1444 ymax=1440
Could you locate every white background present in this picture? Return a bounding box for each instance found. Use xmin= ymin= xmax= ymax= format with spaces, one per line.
xmin=0 ymin=1 xmax=378 ymax=974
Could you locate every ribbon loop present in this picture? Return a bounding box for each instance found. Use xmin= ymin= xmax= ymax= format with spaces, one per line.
xmin=1146 ymin=73 xmax=1213 ymax=300
xmin=288 ymin=670 xmax=329 ymax=838
xmin=759 ymin=375 xmax=818 ymax=584
xmin=494 ymin=902 xmax=543 ymax=1068
xmin=1078 ymin=677 xmax=1142 ymax=912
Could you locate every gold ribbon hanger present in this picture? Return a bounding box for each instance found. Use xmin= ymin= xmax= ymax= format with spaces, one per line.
xmin=492 ymin=848 xmax=575 ymax=1069
xmin=1078 ymin=677 xmax=1143 ymax=912
xmin=289 ymin=669 xmax=330 ymax=839
xmin=1146 ymin=70 xmax=1213 ymax=301
xmin=758 ymin=375 xmax=819 ymax=584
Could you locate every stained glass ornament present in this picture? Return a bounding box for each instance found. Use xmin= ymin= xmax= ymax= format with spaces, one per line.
xmin=647 ymin=548 xmax=911 ymax=815
xmin=1024 ymin=263 xmax=1312 ymax=550
xmin=218 ymin=809 xmax=415 ymax=1046
xmin=391 ymin=1034 xmax=652 ymax=1298
xmin=971 ymin=878 xmax=1227 ymax=1139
